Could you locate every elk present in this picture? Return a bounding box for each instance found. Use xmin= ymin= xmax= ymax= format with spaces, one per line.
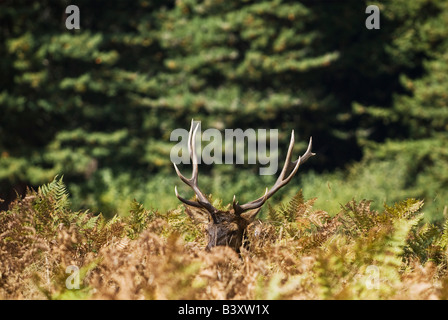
xmin=173 ymin=120 xmax=315 ymax=253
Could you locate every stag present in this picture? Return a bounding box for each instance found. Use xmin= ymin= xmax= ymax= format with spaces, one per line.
xmin=173 ymin=120 xmax=315 ymax=253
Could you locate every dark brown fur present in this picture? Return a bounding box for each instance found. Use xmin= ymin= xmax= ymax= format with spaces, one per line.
xmin=205 ymin=209 xmax=260 ymax=252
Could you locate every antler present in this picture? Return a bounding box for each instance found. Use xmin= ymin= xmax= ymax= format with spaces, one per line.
xmin=173 ymin=120 xmax=219 ymax=223
xmin=232 ymin=131 xmax=315 ymax=215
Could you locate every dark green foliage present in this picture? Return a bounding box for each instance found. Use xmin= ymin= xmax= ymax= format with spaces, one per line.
xmin=0 ymin=0 xmax=447 ymax=221
xmin=352 ymin=1 xmax=448 ymax=220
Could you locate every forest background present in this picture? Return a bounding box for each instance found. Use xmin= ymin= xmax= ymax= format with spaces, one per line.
xmin=1 ymin=0 xmax=447 ymax=222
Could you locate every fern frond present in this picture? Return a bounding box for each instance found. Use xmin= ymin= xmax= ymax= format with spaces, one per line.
xmin=127 ymin=199 xmax=155 ymax=239
xmin=284 ymin=190 xmax=305 ymax=222
xmin=84 ymin=215 xmax=100 ymax=230
xmin=266 ymin=203 xmax=283 ymax=224
xmin=341 ymin=199 xmax=378 ymax=233
xmin=38 ymin=175 xmax=70 ymax=212
xmin=406 ymin=222 xmax=442 ymax=263
xmin=384 ymin=198 xmax=424 ymax=220
xmin=437 ymin=218 xmax=448 ymax=249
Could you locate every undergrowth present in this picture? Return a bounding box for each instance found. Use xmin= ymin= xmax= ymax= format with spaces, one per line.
xmin=1 ymin=177 xmax=448 ymax=300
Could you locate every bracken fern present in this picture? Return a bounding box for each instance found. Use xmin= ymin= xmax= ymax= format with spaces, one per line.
xmin=2 ymin=177 xmax=448 ymax=300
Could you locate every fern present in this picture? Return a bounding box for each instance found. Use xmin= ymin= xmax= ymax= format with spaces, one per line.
xmin=280 ymin=190 xmax=305 ymax=222
xmin=404 ymin=222 xmax=443 ymax=264
xmin=384 ymin=198 xmax=424 ymax=220
xmin=265 ymin=190 xmax=335 ymax=247
xmin=38 ymin=175 xmax=70 ymax=213
xmin=4 ymin=175 xmax=448 ymax=300
xmin=127 ymin=199 xmax=153 ymax=239
xmin=437 ymin=218 xmax=448 ymax=249
xmin=266 ymin=203 xmax=282 ymax=224
xmin=340 ymin=199 xmax=379 ymax=234
xmin=84 ymin=214 xmax=100 ymax=230
xmin=105 ymin=214 xmax=121 ymax=228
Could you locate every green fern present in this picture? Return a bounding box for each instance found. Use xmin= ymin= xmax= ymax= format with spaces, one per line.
xmin=38 ymin=175 xmax=70 ymax=213
xmin=437 ymin=218 xmax=448 ymax=249
xmin=266 ymin=190 xmax=307 ymax=224
xmin=83 ymin=214 xmax=100 ymax=230
xmin=127 ymin=199 xmax=155 ymax=239
xmin=384 ymin=198 xmax=424 ymax=220
xmin=280 ymin=190 xmax=305 ymax=222
xmin=340 ymin=199 xmax=379 ymax=234
xmin=266 ymin=203 xmax=283 ymax=224
xmin=405 ymin=222 xmax=442 ymax=264
xmin=265 ymin=190 xmax=335 ymax=245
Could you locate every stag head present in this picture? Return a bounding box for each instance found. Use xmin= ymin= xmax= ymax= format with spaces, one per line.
xmin=173 ymin=120 xmax=315 ymax=253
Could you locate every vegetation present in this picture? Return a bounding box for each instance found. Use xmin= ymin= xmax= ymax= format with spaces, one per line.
xmin=1 ymin=0 xmax=447 ymax=300
xmin=1 ymin=0 xmax=447 ymax=221
xmin=1 ymin=177 xmax=448 ymax=300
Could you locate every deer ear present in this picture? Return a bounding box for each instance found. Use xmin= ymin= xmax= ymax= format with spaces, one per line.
xmin=240 ymin=208 xmax=262 ymax=224
xmin=185 ymin=206 xmax=209 ymax=224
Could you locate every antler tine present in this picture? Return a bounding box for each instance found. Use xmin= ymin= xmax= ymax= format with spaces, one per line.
xmin=173 ymin=120 xmax=200 ymax=185
xmin=173 ymin=120 xmax=219 ymax=222
xmin=233 ymin=133 xmax=315 ymax=214
xmin=173 ymin=162 xmax=191 ymax=185
xmin=275 ymin=136 xmax=315 ymax=188
xmin=174 ymin=186 xmax=203 ymax=208
xmin=190 ymin=119 xmax=199 ymax=183
xmin=277 ymin=130 xmax=296 ymax=181
xmin=291 ymin=137 xmax=314 ymax=168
